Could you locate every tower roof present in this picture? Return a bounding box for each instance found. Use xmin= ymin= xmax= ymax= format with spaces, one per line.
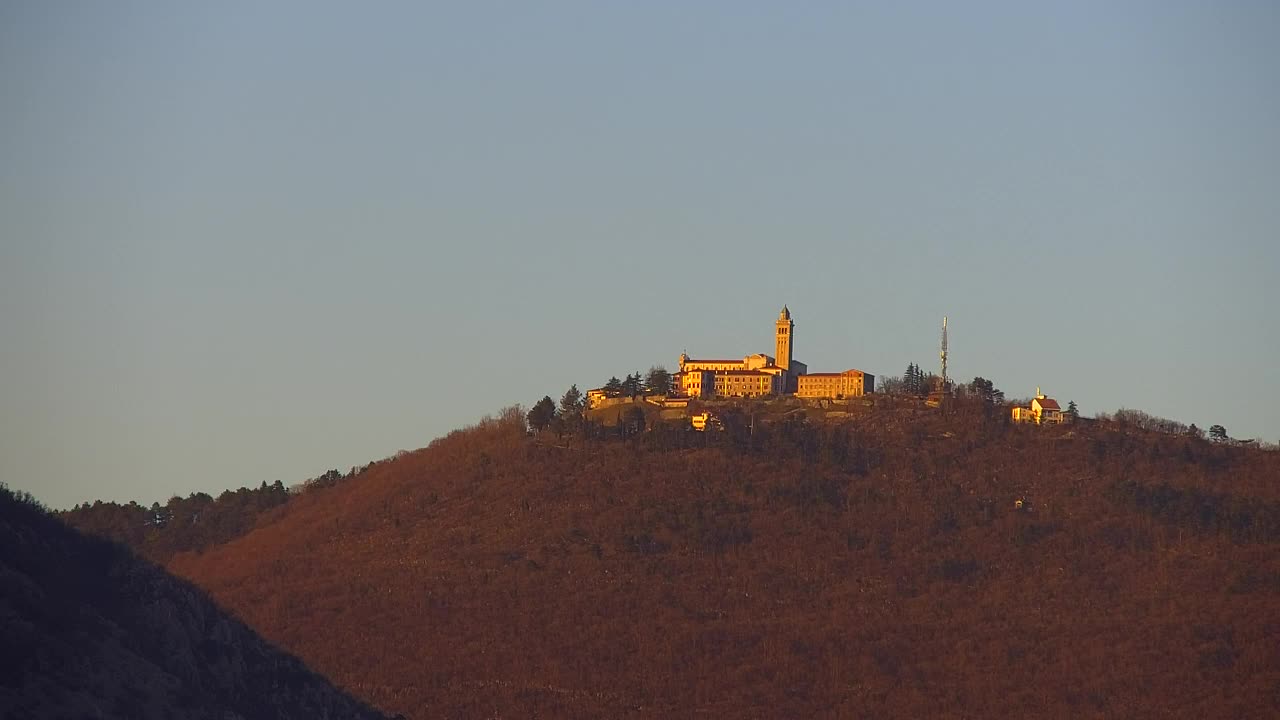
xmin=779 ymin=305 xmax=791 ymax=320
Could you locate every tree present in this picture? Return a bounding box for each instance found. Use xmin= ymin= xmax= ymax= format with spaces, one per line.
xmin=603 ymin=376 xmax=623 ymax=398
xmin=904 ymin=363 xmax=922 ymax=396
xmin=878 ymin=375 xmax=904 ymax=395
xmin=527 ymin=396 xmax=557 ymax=433
xmin=621 ymin=372 xmax=643 ymax=399
xmin=904 ymin=363 xmax=934 ymax=396
xmin=559 ymin=386 xmax=585 ymax=436
xmin=921 ymin=372 xmax=941 ymax=395
xmin=645 ymin=366 xmax=672 ymax=396
xmin=1209 ymin=424 xmax=1228 ymax=443
xmin=968 ymin=377 xmax=1004 ymax=405
xmin=1066 ymin=400 xmax=1079 ymax=420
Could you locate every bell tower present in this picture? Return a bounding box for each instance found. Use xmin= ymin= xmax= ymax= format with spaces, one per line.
xmin=775 ymin=305 xmax=793 ymax=372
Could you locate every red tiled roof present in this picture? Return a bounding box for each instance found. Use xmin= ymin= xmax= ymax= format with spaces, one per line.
xmin=1035 ymin=398 xmax=1061 ymax=410
xmin=684 ymin=359 xmax=744 ymax=365
xmin=718 ymin=370 xmax=772 ymax=376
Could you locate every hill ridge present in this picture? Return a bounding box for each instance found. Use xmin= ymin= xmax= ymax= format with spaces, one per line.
xmin=163 ymin=404 xmax=1280 ymax=718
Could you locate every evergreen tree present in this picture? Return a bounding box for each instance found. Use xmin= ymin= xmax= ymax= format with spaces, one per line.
xmin=622 ymin=373 xmax=642 ymax=399
xmin=527 ymin=396 xmax=557 ymax=433
xmin=603 ymin=376 xmax=623 ymax=398
xmin=559 ymin=386 xmax=585 ymax=435
xmin=645 ymin=366 xmax=672 ymax=396
xmin=1209 ymin=424 xmax=1228 ymax=442
xmin=1067 ymin=400 xmax=1079 ymax=421
xmin=970 ymin=377 xmax=1001 ymax=404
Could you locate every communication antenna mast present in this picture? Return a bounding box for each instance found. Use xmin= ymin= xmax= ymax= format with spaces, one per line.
xmin=939 ymin=316 xmax=949 ymax=386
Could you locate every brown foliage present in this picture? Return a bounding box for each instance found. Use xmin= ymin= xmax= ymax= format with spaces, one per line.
xmin=162 ymin=404 xmax=1280 ymax=718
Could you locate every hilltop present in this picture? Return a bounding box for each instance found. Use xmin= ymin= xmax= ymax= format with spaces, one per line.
xmin=146 ymin=401 xmax=1280 ymax=718
xmin=0 ymin=486 xmax=391 ymax=720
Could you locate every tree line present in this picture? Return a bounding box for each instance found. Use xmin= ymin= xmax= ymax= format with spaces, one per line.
xmin=62 ymin=477 xmax=313 ymax=563
xmin=879 ymin=363 xmax=1011 ymax=404
xmin=527 ymin=366 xmax=674 ymax=439
xmin=1096 ymin=408 xmax=1233 ymax=443
xmin=600 ymin=366 xmax=673 ymax=399
xmin=526 ymin=383 xmax=650 ymax=441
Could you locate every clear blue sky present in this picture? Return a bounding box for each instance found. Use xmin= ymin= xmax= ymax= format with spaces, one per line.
xmin=3 ymin=2 xmax=1278 ymax=509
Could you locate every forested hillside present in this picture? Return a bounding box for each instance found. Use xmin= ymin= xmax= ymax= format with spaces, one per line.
xmin=62 ymin=468 xmax=360 ymax=563
xmin=0 ymin=485 xmax=390 ymax=720
xmin=159 ymin=401 xmax=1280 ymax=718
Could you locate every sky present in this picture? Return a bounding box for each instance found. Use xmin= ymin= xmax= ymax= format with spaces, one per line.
xmin=2 ymin=2 xmax=1278 ymax=509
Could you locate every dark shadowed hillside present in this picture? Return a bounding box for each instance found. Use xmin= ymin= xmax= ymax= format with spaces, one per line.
xmin=0 ymin=486 xmax=391 ymax=720
xmin=61 ymin=468 xmax=367 ymax=564
xmin=159 ymin=403 xmax=1280 ymax=718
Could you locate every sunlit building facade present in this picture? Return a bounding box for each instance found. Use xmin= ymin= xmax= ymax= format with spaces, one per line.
xmin=795 ymin=369 xmax=874 ymax=399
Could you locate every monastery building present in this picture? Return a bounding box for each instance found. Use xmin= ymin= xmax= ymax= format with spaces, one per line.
xmin=675 ymin=307 xmax=874 ymax=400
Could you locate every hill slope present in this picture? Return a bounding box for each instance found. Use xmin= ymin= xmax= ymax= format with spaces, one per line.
xmin=0 ymin=486 xmax=391 ymax=720
xmin=61 ymin=480 xmax=293 ymax=564
xmin=169 ymin=406 xmax=1280 ymax=718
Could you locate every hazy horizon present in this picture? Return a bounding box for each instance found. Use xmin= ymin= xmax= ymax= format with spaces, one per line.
xmin=3 ymin=2 xmax=1278 ymax=509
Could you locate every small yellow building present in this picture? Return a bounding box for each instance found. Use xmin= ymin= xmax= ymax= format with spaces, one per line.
xmin=795 ymin=369 xmax=874 ymax=399
xmin=1012 ymin=389 xmax=1065 ymax=425
xmin=690 ymin=412 xmax=715 ymax=431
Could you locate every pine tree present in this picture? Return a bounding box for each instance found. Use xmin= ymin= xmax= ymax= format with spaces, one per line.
xmin=622 ymin=372 xmax=642 ymax=399
xmin=527 ymin=396 xmax=557 ymax=433
xmin=971 ymin=377 xmax=999 ymax=404
xmin=559 ymin=386 xmax=585 ymax=436
xmin=904 ymin=363 xmax=919 ymax=395
xmin=909 ymin=364 xmax=928 ymax=396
